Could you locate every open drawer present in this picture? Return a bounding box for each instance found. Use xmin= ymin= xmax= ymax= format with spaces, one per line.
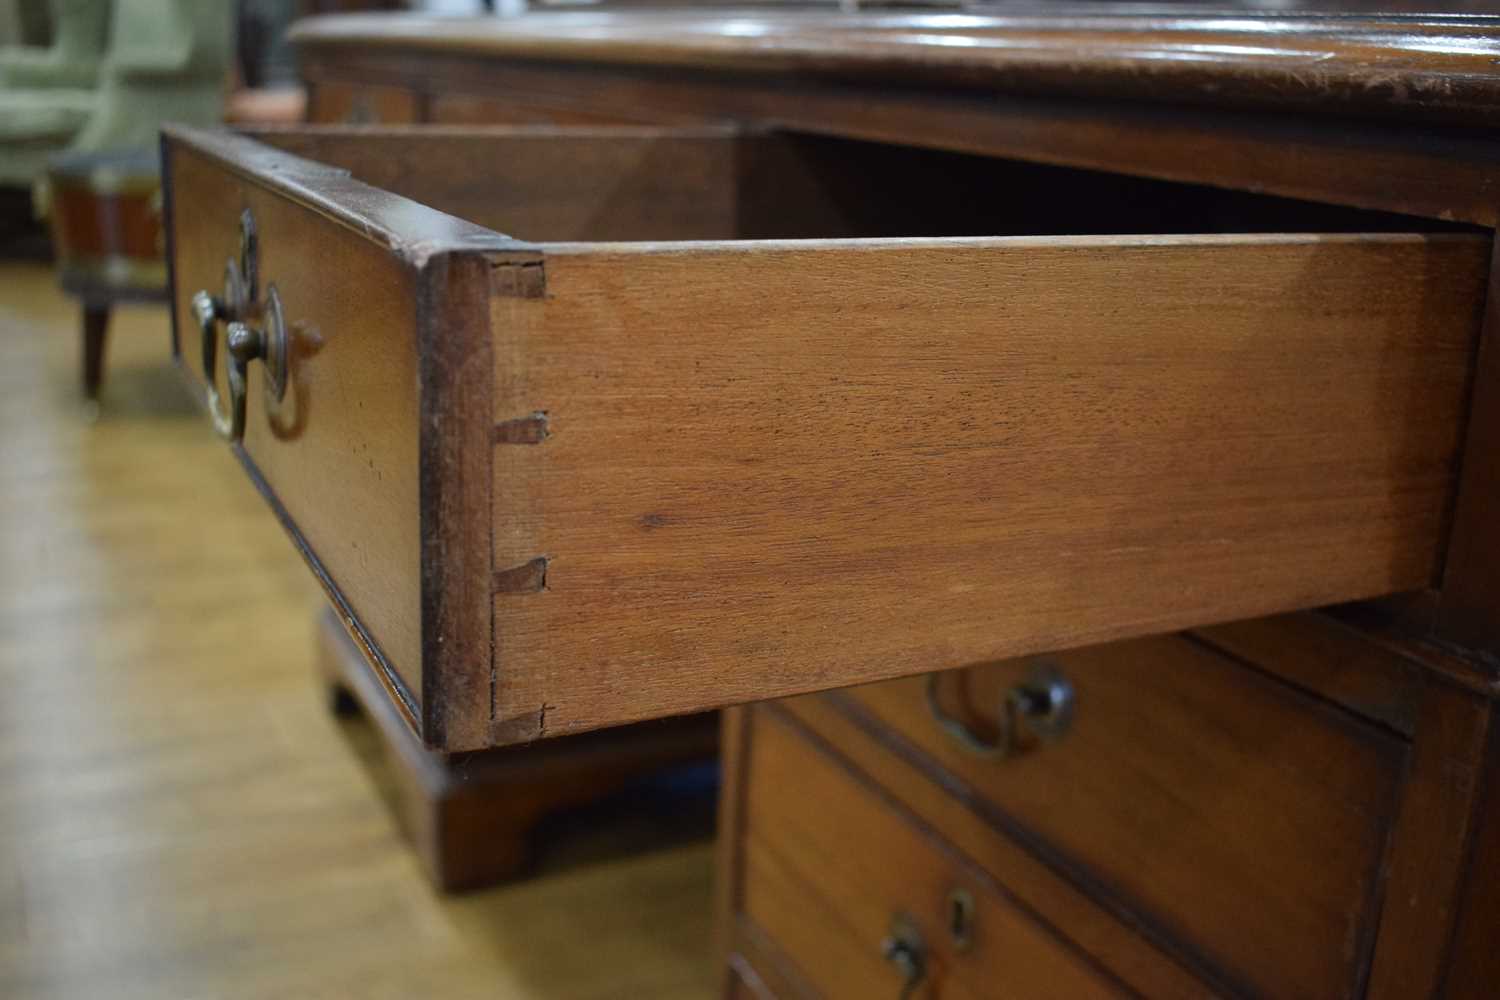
xmin=162 ymin=124 xmax=1487 ymax=751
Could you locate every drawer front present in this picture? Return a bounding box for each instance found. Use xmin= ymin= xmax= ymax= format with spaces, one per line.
xmin=837 ymin=634 xmax=1407 ymax=998
xmin=163 ymin=127 xmax=512 ymax=739
xmin=739 ymin=704 xmax=1127 ymax=1000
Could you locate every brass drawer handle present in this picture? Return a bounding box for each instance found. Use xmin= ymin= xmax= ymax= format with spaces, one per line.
xmin=191 ymin=210 xmax=287 ymax=443
xmin=880 ymin=913 xmax=927 ymax=1000
xmin=925 ymin=661 xmax=1074 ymax=759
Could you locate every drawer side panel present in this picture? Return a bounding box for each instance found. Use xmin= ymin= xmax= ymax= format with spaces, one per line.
xmin=490 ymin=233 xmax=1486 ymax=741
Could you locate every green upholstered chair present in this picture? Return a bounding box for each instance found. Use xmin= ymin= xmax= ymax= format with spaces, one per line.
xmin=0 ymin=0 xmax=232 ymax=188
xmin=0 ymin=0 xmax=110 ymax=89
xmin=1 ymin=0 xmax=230 ymax=403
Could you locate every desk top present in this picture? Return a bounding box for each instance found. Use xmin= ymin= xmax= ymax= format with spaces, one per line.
xmin=289 ymin=7 xmax=1500 ymax=127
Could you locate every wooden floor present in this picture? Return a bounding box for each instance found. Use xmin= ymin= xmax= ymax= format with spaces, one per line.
xmin=0 ymin=264 xmax=716 ymax=1000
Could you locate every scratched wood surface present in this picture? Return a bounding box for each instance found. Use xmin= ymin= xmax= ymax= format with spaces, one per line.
xmin=487 ymin=233 xmax=1487 ymax=743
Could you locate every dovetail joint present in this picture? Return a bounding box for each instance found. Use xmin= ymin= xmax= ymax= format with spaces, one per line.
xmin=493 ymin=556 xmax=548 ymax=594
xmin=493 ymin=411 xmax=549 ymax=445
xmin=491 ymin=259 xmax=545 ymax=298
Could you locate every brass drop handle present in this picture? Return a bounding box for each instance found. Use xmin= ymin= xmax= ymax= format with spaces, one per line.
xmin=926 ymin=661 xmax=1074 ymax=759
xmin=881 ymin=914 xmax=927 ymax=1000
xmin=193 ymin=288 xmax=235 ymax=435
xmin=197 ymin=285 xmax=287 ymax=443
xmin=191 ymin=210 xmax=287 ymax=443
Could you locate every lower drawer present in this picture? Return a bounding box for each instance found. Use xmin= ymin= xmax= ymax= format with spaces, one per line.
xmin=736 ymin=704 xmax=1127 ymax=1000
xmin=830 ymin=632 xmax=1407 ymax=998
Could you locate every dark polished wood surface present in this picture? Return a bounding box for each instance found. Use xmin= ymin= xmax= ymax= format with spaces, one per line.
xmin=716 ymin=610 xmax=1497 ymax=999
xmin=291 ymin=10 xmax=1500 ymax=227
xmin=290 ymin=7 xmax=1500 ymax=125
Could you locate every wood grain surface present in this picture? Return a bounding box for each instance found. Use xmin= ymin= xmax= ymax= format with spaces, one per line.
xmin=426 ymin=91 xmax=675 ymax=127
xmin=306 ymin=80 xmax=420 ymax=124
xmin=166 ymin=138 xmax=427 ymax=723
xmin=841 ymin=637 xmax=1406 ymax=999
xmin=746 ymin=620 xmax=1498 ymax=999
xmin=740 ymin=704 xmax=1127 ymax=999
xmin=1442 ymin=720 xmax=1500 ymax=1000
xmin=773 ymin=695 xmax=1214 ymax=999
xmin=1436 ymin=241 xmax=1500 ymax=657
xmin=488 ymin=233 xmax=1486 ymax=743
xmin=163 ymin=125 xmax=517 ymax=742
xmin=162 ymin=126 xmax=1493 ymax=750
xmin=1364 ymin=677 xmax=1492 ymax=1000
xmin=1195 ymin=611 xmax=1426 ymax=737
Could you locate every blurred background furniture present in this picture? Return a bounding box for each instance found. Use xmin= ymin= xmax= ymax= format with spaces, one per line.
xmin=0 ymin=0 xmax=233 ymax=189
xmin=45 ymin=146 xmax=166 ymax=401
xmin=0 ymin=0 xmax=231 ymax=400
xmin=0 ymin=0 xmax=108 ymax=90
xmin=0 ymin=0 xmax=55 ymax=48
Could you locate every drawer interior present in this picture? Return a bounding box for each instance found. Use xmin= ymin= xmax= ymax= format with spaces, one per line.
xmin=244 ymin=124 xmax=1466 ymax=244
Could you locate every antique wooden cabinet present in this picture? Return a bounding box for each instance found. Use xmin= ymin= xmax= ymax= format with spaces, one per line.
xmin=165 ymin=7 xmax=1500 ymax=996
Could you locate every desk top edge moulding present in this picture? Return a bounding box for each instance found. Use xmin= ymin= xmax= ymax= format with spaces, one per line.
xmin=287 ymin=9 xmax=1500 ymax=229
xmin=287 ymin=8 xmax=1500 ymax=127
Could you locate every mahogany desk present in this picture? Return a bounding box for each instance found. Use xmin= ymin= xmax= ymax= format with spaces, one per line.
xmin=166 ymin=9 xmax=1500 ymax=997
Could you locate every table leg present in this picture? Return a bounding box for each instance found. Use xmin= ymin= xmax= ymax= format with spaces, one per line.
xmin=81 ymin=304 xmax=109 ymax=400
